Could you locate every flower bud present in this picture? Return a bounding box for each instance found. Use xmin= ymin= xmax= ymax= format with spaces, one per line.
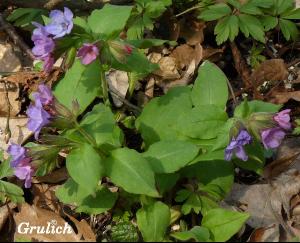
xmin=108 ymin=40 xmax=134 ymax=63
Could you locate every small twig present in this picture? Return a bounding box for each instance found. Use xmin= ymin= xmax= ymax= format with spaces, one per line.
xmin=0 ymin=13 xmax=35 ymax=60
xmin=230 ymin=41 xmax=253 ymax=89
xmin=226 ymin=79 xmax=237 ymax=106
xmin=2 ymin=81 xmax=11 ymax=144
xmin=109 ymin=88 xmax=142 ymax=113
xmin=175 ymin=5 xmax=201 ymax=17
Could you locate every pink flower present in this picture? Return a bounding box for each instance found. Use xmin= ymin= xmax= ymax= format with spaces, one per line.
xmin=14 ymin=158 xmax=34 ymax=188
xmin=77 ymin=43 xmax=99 ymax=65
xmin=274 ymin=109 xmax=291 ymax=130
xmin=261 ymin=128 xmax=286 ymax=149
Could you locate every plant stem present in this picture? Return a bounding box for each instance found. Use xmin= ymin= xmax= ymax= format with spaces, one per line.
xmin=99 ymin=64 xmax=109 ymax=103
xmin=175 ymin=5 xmax=201 ymax=17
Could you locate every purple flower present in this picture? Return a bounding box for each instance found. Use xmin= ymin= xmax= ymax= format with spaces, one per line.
xmin=225 ymin=130 xmax=252 ymax=161
xmin=45 ymin=7 xmax=73 ymax=39
xmin=274 ymin=109 xmax=291 ymax=130
xmin=32 ymin=24 xmax=55 ymax=59
xmin=77 ymin=44 xmax=99 ymax=65
xmin=261 ymin=127 xmax=286 ymax=149
xmin=27 ymin=103 xmax=51 ymax=140
xmin=14 ymin=158 xmax=34 ymax=188
xmin=33 ymin=84 xmax=54 ymax=106
xmin=42 ymin=55 xmax=55 ymax=73
xmin=7 ymin=143 xmax=26 ymax=167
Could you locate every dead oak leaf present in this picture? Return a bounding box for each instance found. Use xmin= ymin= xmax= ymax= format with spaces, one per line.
xmin=252 ymin=59 xmax=288 ymax=86
xmin=269 ymin=91 xmax=300 ymax=104
xmin=14 ymin=203 xmax=95 ymax=242
xmin=170 ymin=44 xmax=203 ymax=69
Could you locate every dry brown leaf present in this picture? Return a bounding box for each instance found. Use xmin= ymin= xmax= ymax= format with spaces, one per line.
xmin=252 ymin=59 xmax=288 ymax=86
xmin=170 ymin=44 xmax=202 ymax=69
xmin=162 ymin=60 xmax=197 ymax=92
xmin=14 ymin=203 xmax=94 ymax=242
xmin=248 ymin=225 xmax=280 ymax=242
xmin=32 ymin=184 xmax=60 ymax=213
xmin=154 ymin=56 xmax=180 ymax=79
xmin=35 ymin=167 xmax=68 ymax=184
xmin=179 ymin=19 xmax=205 ymax=46
xmin=202 ymin=47 xmax=224 ymax=62
xmin=0 ymin=117 xmax=30 ymax=152
xmin=65 ymin=214 xmax=96 ymax=242
xmin=0 ymin=82 xmax=20 ymax=117
xmin=0 ymin=203 xmax=16 ymax=231
xmin=270 ymin=91 xmax=300 ymax=104
xmin=107 ymin=70 xmax=129 ymax=107
xmin=0 ymin=42 xmax=22 ymax=72
xmin=263 ymin=152 xmax=300 ymax=180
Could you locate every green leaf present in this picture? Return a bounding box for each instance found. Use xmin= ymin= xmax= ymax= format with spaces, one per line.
xmin=248 ymin=0 xmax=274 ymax=8
xmin=171 ymin=226 xmax=211 ymax=242
xmin=0 ymin=160 xmax=14 ymax=179
xmin=79 ymin=104 xmax=124 ymax=149
xmin=238 ymin=14 xmax=266 ymax=43
xmin=7 ymin=8 xmax=47 ymax=28
xmin=282 ymin=9 xmax=300 ymax=20
xmin=176 ymin=105 xmax=228 ymax=140
xmin=279 ymin=18 xmax=299 ymax=41
xmin=156 ymin=173 xmax=180 ymax=195
xmin=55 ymin=178 xmax=91 ymax=206
xmin=54 ymin=59 xmax=102 ymax=113
xmin=127 ymin=17 xmax=145 ymax=39
xmin=143 ymin=140 xmax=199 ymax=173
xmin=88 ymin=4 xmax=133 ymax=39
xmin=202 ymin=208 xmax=249 ymax=242
xmin=111 ymin=216 xmax=139 ymax=242
xmin=76 ymin=187 xmax=117 ymax=214
xmin=0 ymin=181 xmax=24 ymax=203
xmin=182 ymin=160 xmax=234 ymax=196
xmin=240 ymin=2 xmax=263 ymax=15
xmin=105 ymin=148 xmax=159 ymax=197
xmin=145 ymin=1 xmax=169 ymax=19
xmin=199 ymin=3 xmax=232 ymax=21
xmin=192 ymin=61 xmax=228 ymax=108
xmin=136 ymin=86 xmax=193 ymax=146
xmin=275 ymin=0 xmax=294 ymax=15
xmin=261 ymin=16 xmax=278 ymax=31
xmin=214 ymin=15 xmax=239 ymax=44
xmin=127 ymin=39 xmax=176 ymax=49
xmin=66 ymin=143 xmax=103 ymax=194
xmin=136 ymin=201 xmax=171 ymax=242
xmin=234 ymin=100 xmax=281 ymax=119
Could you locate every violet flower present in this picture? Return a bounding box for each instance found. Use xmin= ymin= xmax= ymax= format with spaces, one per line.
xmin=27 ymin=104 xmax=51 ymax=140
xmin=225 ymin=130 xmax=252 ymax=161
xmin=33 ymin=84 xmax=54 ymax=106
xmin=32 ymin=23 xmax=55 ymax=59
xmin=261 ymin=127 xmax=286 ymax=149
xmin=7 ymin=143 xmax=26 ymax=167
xmin=14 ymin=158 xmax=34 ymax=189
xmin=45 ymin=7 xmax=73 ymax=39
xmin=7 ymin=144 xmax=34 ymax=188
xmin=274 ymin=109 xmax=291 ymax=130
xmin=77 ymin=43 xmax=99 ymax=65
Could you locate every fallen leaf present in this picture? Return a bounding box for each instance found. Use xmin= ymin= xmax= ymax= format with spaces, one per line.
xmin=0 ymin=117 xmax=30 ymax=152
xmin=179 ymin=19 xmax=205 ymax=46
xmin=0 ymin=82 xmax=20 ymax=117
xmin=0 ymin=42 xmax=22 ymax=72
xmin=252 ymin=59 xmax=288 ymax=86
xmin=13 ymin=203 xmax=93 ymax=242
xmin=170 ymin=44 xmax=202 ymax=69
xmin=154 ymin=56 xmax=180 ymax=79
xmin=35 ymin=167 xmax=68 ymax=184
xmin=249 ymin=225 xmax=280 ymax=242
xmin=162 ymin=59 xmax=197 ymax=92
xmin=269 ymin=91 xmax=300 ymax=104
xmin=263 ymin=152 xmax=300 ymax=180
xmin=32 ymin=184 xmax=60 ymax=213
xmin=107 ymin=70 xmax=129 ymax=107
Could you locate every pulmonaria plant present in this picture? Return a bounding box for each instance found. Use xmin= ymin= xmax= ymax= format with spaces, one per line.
xmin=27 ymin=85 xmax=54 ymax=139
xmin=225 ymin=109 xmax=292 ymax=161
xmin=32 ymin=7 xmax=74 ymax=72
xmin=7 ymin=144 xmax=34 ymax=188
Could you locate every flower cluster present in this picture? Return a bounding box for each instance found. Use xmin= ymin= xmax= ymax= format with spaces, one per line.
xmin=225 ymin=109 xmax=291 ymax=161
xmin=27 ymin=84 xmax=54 ymax=139
xmin=32 ymin=8 xmax=73 ymax=72
xmin=261 ymin=109 xmax=291 ymax=149
xmin=7 ymin=144 xmax=34 ymax=188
